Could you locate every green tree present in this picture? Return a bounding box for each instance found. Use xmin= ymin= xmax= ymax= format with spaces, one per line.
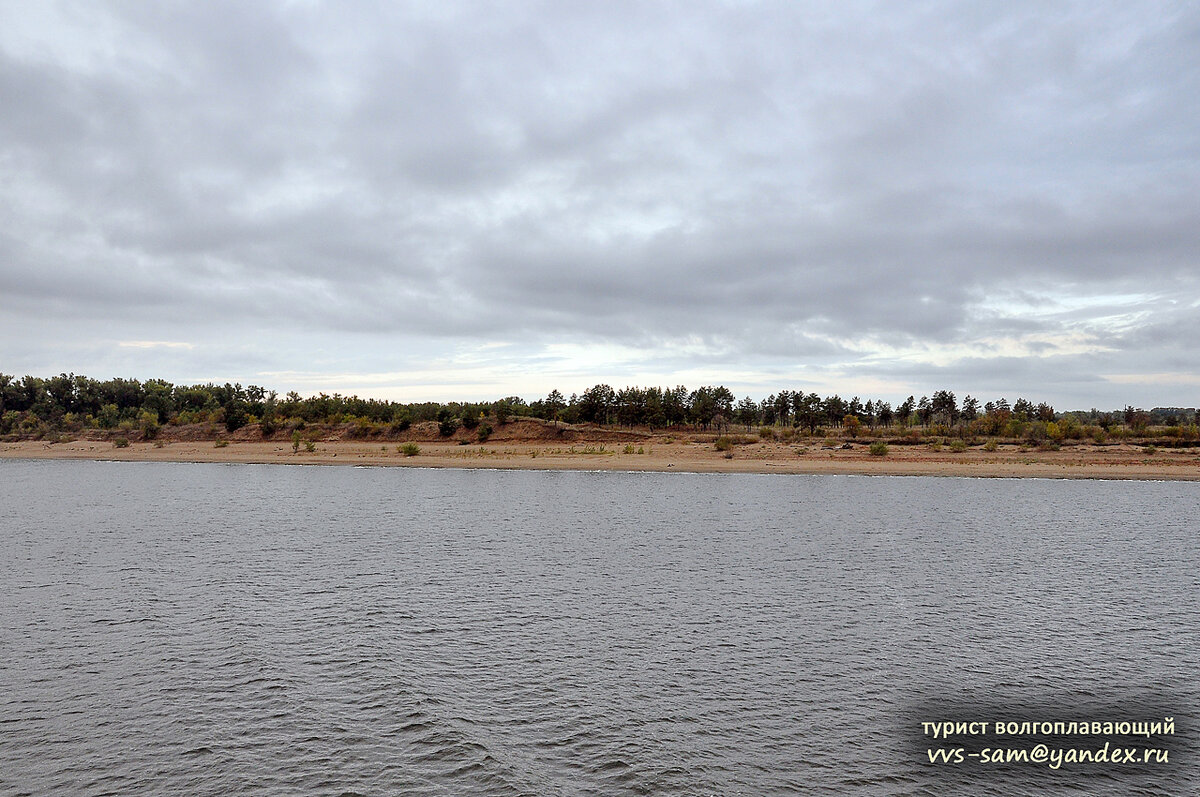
xmin=877 ymin=401 xmax=894 ymax=428
xmin=579 ymin=384 xmax=616 ymax=424
xmin=773 ymin=391 xmax=792 ymax=426
xmin=643 ymin=387 xmax=668 ymax=429
xmin=736 ymin=396 xmax=758 ymax=430
xmin=931 ymin=390 xmax=957 ymax=426
xmin=616 ymin=386 xmax=647 ymax=428
xmin=917 ymin=396 xmax=932 ymax=426
xmin=689 ymin=387 xmax=718 ymax=429
xmin=142 ymin=379 xmax=175 ymax=423
xmin=823 ymin=395 xmax=847 ymax=426
xmin=796 ymin=393 xmax=822 ymax=433
xmin=492 ymin=400 xmax=512 ymax=425
xmin=0 ymin=373 xmax=12 ymax=416
xmin=224 ymin=400 xmax=249 ymax=432
xmin=663 ymin=386 xmax=689 ymax=427
xmin=437 ymin=408 xmax=459 ymax=437
xmin=961 ymin=395 xmax=979 ymax=422
xmin=544 ymin=389 xmax=565 ymax=425
xmin=45 ymin=373 xmax=77 ymax=416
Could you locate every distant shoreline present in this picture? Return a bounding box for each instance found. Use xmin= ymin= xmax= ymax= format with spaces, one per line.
xmin=4 ymin=439 xmax=1198 ymax=481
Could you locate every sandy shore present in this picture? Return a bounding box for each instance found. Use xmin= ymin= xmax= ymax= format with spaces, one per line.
xmin=3 ymin=438 xmax=1199 ymax=480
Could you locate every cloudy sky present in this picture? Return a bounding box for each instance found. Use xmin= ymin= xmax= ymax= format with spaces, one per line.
xmin=2 ymin=1 xmax=1197 ymax=408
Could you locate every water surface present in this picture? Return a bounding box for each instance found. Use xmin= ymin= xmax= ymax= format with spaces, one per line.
xmin=1 ymin=461 xmax=1196 ymax=795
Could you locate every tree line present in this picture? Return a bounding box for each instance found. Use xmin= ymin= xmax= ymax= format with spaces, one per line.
xmin=1 ymin=372 xmax=1196 ymax=441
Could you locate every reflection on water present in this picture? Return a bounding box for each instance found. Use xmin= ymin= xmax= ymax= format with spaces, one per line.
xmin=0 ymin=461 xmax=1196 ymax=795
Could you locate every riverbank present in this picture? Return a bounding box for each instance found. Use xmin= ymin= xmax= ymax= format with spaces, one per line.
xmin=4 ymin=438 xmax=1199 ymax=480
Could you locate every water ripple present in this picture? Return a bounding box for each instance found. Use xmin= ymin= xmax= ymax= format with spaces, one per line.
xmin=0 ymin=461 xmax=1196 ymax=795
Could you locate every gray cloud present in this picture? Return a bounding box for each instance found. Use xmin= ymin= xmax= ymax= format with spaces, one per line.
xmin=1 ymin=0 xmax=1197 ymax=405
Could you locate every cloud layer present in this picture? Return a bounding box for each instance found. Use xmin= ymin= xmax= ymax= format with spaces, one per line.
xmin=2 ymin=1 xmax=1197 ymax=407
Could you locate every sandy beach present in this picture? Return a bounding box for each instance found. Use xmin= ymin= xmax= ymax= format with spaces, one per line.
xmin=5 ymin=436 xmax=1199 ymax=480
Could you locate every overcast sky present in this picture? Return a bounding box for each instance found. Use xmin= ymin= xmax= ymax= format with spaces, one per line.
xmin=2 ymin=1 xmax=1197 ymax=409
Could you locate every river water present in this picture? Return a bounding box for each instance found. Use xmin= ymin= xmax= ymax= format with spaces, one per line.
xmin=1 ymin=460 xmax=1196 ymax=795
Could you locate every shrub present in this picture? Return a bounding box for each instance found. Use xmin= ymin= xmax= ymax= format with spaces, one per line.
xmin=304 ymin=440 xmax=316 ymax=453
xmin=98 ymin=404 xmax=121 ymax=429
xmin=714 ymin=436 xmax=733 ymax=452
xmin=460 ymin=412 xmax=480 ymax=430
xmin=0 ymin=411 xmax=18 ymax=435
xmin=1004 ymin=419 xmax=1026 ymax=439
xmin=843 ymin=415 xmax=861 ymax=438
xmin=139 ymin=410 xmax=159 ymax=440
xmin=927 ymin=439 xmax=943 ymax=452
xmin=983 ymin=438 xmax=999 ymax=452
xmin=477 ymin=423 xmax=492 ymax=443
xmin=1143 ymin=444 xmax=1157 ymax=455
xmin=399 ymin=442 xmax=419 ymax=456
xmin=948 ymin=438 xmax=968 ymax=453
xmin=623 ymin=444 xmax=635 ymax=454
xmin=390 ymin=414 xmax=411 ymax=433
xmin=437 ymin=409 xmax=459 ymax=437
xmin=347 ymin=417 xmax=375 ymax=438
xmin=214 ymin=439 xmax=229 ymax=448
xmin=759 ymin=426 xmax=776 ymax=440
xmin=292 ymin=430 xmax=302 ymax=453
xmin=869 ymin=441 xmax=888 ymax=456
xmin=1060 ymin=416 xmax=1084 ymax=440
xmin=113 ymin=437 xmax=130 ymax=448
